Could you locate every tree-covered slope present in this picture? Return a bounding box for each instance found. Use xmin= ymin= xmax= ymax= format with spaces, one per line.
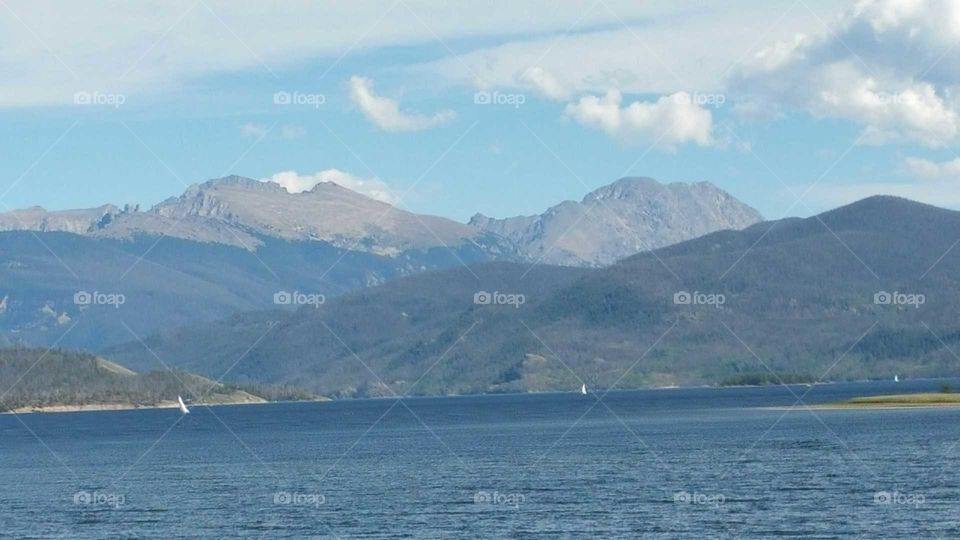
xmin=0 ymin=347 xmax=263 ymax=412
xmin=108 ymin=196 xmax=960 ymax=396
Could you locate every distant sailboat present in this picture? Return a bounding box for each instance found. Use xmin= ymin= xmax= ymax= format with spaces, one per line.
xmin=178 ymin=395 xmax=190 ymax=414
xmin=580 ymin=384 xmax=587 ymax=395
xmin=894 ymin=375 xmax=900 ymax=383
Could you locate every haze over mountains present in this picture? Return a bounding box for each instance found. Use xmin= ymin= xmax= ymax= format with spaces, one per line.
xmin=0 ymin=174 xmax=759 ymax=350
xmin=107 ymin=196 xmax=960 ymax=397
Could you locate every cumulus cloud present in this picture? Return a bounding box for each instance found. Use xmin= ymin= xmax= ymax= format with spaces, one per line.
xmin=261 ymin=169 xmax=398 ymax=203
xmin=564 ymin=89 xmax=714 ymax=147
xmin=348 ymin=76 xmax=455 ymax=132
xmin=733 ymin=0 xmax=960 ymax=147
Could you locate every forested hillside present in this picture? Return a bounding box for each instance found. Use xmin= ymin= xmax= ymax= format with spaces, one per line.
xmin=106 ymin=196 xmax=960 ymax=396
xmin=0 ymin=347 xmax=263 ymax=411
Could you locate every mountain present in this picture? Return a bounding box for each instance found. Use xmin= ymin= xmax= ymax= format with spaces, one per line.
xmin=1 ymin=175 xmax=760 ymax=262
xmin=102 ymin=176 xmax=513 ymax=255
xmin=1 ymin=176 xmax=517 ymax=256
xmin=105 ymin=262 xmax=588 ymax=397
xmin=0 ymin=204 xmax=123 ymax=234
xmin=469 ymin=177 xmax=763 ymax=266
xmin=0 ymin=347 xmax=265 ymax=412
xmin=0 ymin=228 xmax=516 ymax=351
xmin=106 ymin=196 xmax=960 ymax=396
xmin=0 ymin=175 xmax=761 ymax=351
xmin=0 ymin=176 xmax=523 ymax=350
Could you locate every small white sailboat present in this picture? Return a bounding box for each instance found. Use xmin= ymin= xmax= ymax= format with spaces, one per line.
xmin=178 ymin=395 xmax=190 ymax=414
xmin=580 ymin=384 xmax=587 ymax=395
xmin=894 ymin=375 xmax=900 ymax=383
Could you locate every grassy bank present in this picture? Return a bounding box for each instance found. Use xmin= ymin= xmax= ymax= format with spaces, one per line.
xmin=819 ymin=392 xmax=960 ymax=408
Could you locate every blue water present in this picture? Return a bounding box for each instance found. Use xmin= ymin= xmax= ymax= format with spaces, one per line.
xmin=2 ymin=380 xmax=959 ymax=538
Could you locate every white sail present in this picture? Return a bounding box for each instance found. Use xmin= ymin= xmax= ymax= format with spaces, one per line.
xmin=580 ymin=384 xmax=587 ymax=395
xmin=894 ymin=375 xmax=900 ymax=383
xmin=178 ymin=395 xmax=190 ymax=414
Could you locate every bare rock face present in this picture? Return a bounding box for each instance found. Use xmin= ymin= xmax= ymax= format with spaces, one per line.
xmin=1 ymin=175 xmax=512 ymax=257
xmin=0 ymin=204 xmax=121 ymax=234
xmin=0 ymin=175 xmax=759 ymax=267
xmin=469 ymin=177 xmax=763 ymax=266
xmin=141 ymin=176 xmax=483 ymax=254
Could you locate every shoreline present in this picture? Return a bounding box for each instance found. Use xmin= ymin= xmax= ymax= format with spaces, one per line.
xmin=3 ymin=399 xmax=268 ymax=415
xmin=766 ymin=403 xmax=960 ymax=411
xmin=9 ymin=385 xmax=960 ymax=415
xmin=770 ymin=392 xmax=960 ymax=410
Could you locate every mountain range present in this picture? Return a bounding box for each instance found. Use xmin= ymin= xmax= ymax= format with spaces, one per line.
xmin=105 ymin=196 xmax=960 ymax=397
xmin=0 ymin=175 xmax=759 ymax=350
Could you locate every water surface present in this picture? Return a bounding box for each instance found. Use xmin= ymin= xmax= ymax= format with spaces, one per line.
xmin=2 ymin=380 xmax=958 ymax=538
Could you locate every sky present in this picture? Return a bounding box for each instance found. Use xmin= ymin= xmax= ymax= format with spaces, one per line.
xmin=2 ymin=0 xmax=960 ymax=222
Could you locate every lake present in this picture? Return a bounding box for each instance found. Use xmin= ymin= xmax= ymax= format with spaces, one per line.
xmin=1 ymin=379 xmax=958 ymax=538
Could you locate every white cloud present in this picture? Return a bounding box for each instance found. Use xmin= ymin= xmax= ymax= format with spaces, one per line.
xmin=240 ymin=123 xmax=268 ymax=138
xmin=0 ymin=1 xmax=845 ymax=109
xmin=904 ymin=156 xmax=960 ymax=178
xmin=261 ymin=169 xmax=398 ymax=204
xmin=0 ymin=1 xmax=656 ymax=107
xmin=564 ymin=89 xmax=714 ymax=147
xmin=348 ymin=76 xmax=455 ymax=132
xmin=413 ymin=2 xmax=841 ymax=97
xmin=519 ymin=67 xmax=569 ymax=100
xmin=733 ymin=0 xmax=960 ymax=147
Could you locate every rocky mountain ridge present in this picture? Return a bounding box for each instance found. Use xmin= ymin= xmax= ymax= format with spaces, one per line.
xmin=0 ymin=175 xmax=761 ymax=266
xmin=470 ymin=177 xmax=763 ymax=266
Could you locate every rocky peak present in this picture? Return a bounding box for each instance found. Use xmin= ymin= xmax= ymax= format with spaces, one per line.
xmin=470 ymin=176 xmax=763 ymax=266
xmin=582 ymin=177 xmax=664 ymax=202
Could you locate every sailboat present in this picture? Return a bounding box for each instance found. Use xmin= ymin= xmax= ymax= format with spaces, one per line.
xmin=894 ymin=375 xmax=900 ymax=383
xmin=580 ymin=384 xmax=587 ymax=395
xmin=178 ymin=395 xmax=190 ymax=414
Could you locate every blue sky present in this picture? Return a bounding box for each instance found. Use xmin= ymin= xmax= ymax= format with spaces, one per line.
xmin=2 ymin=0 xmax=960 ymax=222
